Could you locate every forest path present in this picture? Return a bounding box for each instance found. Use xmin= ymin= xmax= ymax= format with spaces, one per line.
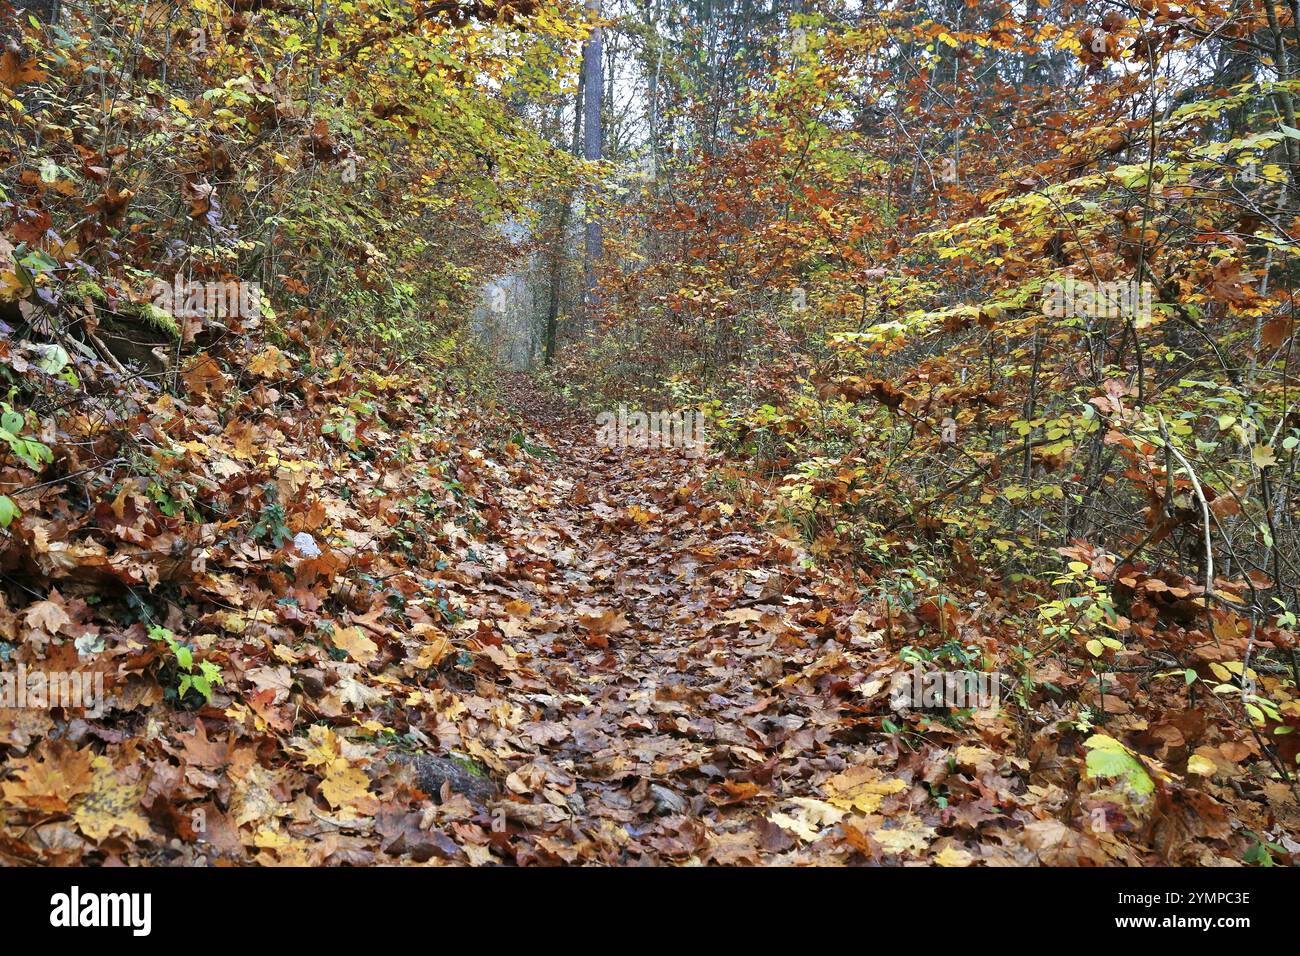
xmin=467 ymin=376 xmax=983 ymax=865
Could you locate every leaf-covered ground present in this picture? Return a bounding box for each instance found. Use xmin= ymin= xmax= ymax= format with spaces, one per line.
xmin=5 ymin=360 xmax=1294 ymax=865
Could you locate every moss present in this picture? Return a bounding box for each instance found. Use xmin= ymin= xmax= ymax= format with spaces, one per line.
xmin=67 ymin=280 xmax=180 ymax=341
xmin=123 ymin=302 xmax=181 ymax=340
xmin=67 ymin=279 xmax=108 ymax=303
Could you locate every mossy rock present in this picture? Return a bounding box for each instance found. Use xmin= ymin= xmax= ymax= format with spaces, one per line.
xmin=405 ymin=753 xmax=497 ymax=806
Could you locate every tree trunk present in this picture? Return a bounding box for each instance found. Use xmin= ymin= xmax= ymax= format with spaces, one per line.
xmin=581 ymin=0 xmax=604 ymax=320
xmin=544 ymin=82 xmax=585 ymax=365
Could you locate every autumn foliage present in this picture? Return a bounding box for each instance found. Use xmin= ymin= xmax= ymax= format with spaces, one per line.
xmin=1 ymin=0 xmax=1299 ymax=867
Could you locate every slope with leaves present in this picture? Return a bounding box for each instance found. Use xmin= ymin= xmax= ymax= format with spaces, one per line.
xmin=4 ymin=358 xmax=1293 ymax=865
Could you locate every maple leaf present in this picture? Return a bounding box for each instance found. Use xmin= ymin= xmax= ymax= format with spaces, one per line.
xmin=245 ymin=665 xmax=293 ymax=703
xmin=248 ymin=345 xmax=292 ymax=378
xmin=331 ymin=677 xmax=385 ymax=710
xmin=0 ymin=50 xmax=46 ymax=89
xmin=178 ymin=721 xmax=230 ymax=769
xmin=231 ymin=764 xmax=288 ymax=829
xmin=181 ymin=353 xmax=230 ymax=396
xmin=320 ymin=760 xmax=372 ymax=812
xmin=1 ymin=744 xmax=95 ymax=812
xmin=72 ymin=757 xmax=152 ymax=843
xmin=823 ymin=764 xmax=907 ymax=814
xmin=410 ymin=623 xmax=453 ymax=667
xmin=23 ymin=595 xmax=72 ymax=646
xmin=331 ymin=625 xmax=379 ymax=664
xmin=1251 ymin=445 xmax=1277 ymax=469
xmin=297 ymin=725 xmax=343 ymax=770
xmin=872 ymin=822 xmax=936 ymax=857
xmin=768 ymin=798 xmax=846 ymax=842
xmin=1258 ymin=314 xmax=1293 ymax=349
xmin=934 ymin=845 xmax=976 ymax=867
xmin=1021 ymin=820 xmax=1107 ymax=866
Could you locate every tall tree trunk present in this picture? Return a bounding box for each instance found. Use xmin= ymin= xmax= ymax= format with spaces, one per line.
xmin=582 ymin=0 xmax=604 ymax=320
xmin=544 ymin=82 xmax=585 ymax=365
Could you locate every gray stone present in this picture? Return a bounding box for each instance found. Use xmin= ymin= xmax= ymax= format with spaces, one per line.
xmin=649 ymin=784 xmax=686 ymax=816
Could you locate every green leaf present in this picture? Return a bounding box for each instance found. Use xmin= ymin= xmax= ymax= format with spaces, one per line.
xmin=0 ymin=495 xmax=18 ymax=528
xmin=1084 ymin=733 xmax=1154 ymax=797
xmin=190 ymin=675 xmax=212 ymax=703
xmin=199 ymin=660 xmax=223 ymax=685
xmin=33 ymin=344 xmax=69 ymax=375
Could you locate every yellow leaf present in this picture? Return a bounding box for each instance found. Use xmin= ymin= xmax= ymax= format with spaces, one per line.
xmin=1186 ymin=755 xmax=1216 ymax=777
xmin=824 ymin=764 xmax=907 ymax=813
xmin=253 ymin=825 xmax=293 ymax=849
xmin=934 ymin=845 xmax=975 ymax=867
xmin=412 ymin=632 xmax=453 ymax=668
xmin=231 ymin=763 xmax=285 ymax=828
xmin=768 ymin=798 xmax=846 ymax=842
xmin=320 ymin=760 xmax=370 ymax=810
xmin=873 ymin=824 xmax=936 ymax=856
xmin=297 ymin=724 xmax=341 ymax=770
xmin=331 ymin=625 xmax=378 ymax=665
xmin=72 ymin=757 xmax=152 ymax=842
xmin=248 ymin=345 xmax=291 ymax=378
xmin=0 ymin=744 xmax=95 ymax=812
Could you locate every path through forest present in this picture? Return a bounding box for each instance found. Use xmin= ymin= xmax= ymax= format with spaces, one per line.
xmin=451 ymin=378 xmax=1075 ymax=865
